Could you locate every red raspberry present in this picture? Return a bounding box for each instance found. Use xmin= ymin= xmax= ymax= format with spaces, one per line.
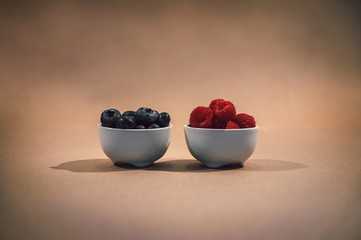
xmin=226 ymin=121 xmax=240 ymax=129
xmin=213 ymin=100 xmax=236 ymax=123
xmin=189 ymin=106 xmax=214 ymax=128
xmin=212 ymin=118 xmax=227 ymax=129
xmin=235 ymin=113 xmax=256 ymax=128
xmin=209 ymin=99 xmax=224 ymax=111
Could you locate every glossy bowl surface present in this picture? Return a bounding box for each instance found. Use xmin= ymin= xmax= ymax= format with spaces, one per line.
xmin=98 ymin=124 xmax=172 ymax=167
xmin=184 ymin=125 xmax=259 ymax=168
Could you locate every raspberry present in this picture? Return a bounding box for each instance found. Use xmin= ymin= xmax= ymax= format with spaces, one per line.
xmin=226 ymin=121 xmax=240 ymax=129
xmin=189 ymin=106 xmax=214 ymax=128
xmin=235 ymin=113 xmax=256 ymax=128
xmin=212 ymin=118 xmax=227 ymax=129
xmin=209 ymin=99 xmax=224 ymax=111
xmin=213 ymin=100 xmax=236 ymax=123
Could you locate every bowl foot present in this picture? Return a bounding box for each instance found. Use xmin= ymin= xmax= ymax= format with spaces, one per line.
xmin=131 ymin=161 xmax=154 ymax=168
xmin=202 ymin=162 xmax=227 ymax=168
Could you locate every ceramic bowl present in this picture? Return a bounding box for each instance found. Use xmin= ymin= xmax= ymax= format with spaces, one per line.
xmin=184 ymin=125 xmax=259 ymax=168
xmin=98 ymin=124 xmax=172 ymax=167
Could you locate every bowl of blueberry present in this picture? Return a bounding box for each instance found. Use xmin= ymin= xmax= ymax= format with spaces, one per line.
xmin=98 ymin=107 xmax=172 ymax=167
xmin=184 ymin=99 xmax=259 ymax=168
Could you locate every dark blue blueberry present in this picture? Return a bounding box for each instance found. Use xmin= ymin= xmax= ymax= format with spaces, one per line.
xmin=148 ymin=123 xmax=160 ymax=129
xmin=135 ymin=107 xmax=159 ymax=127
xmin=135 ymin=125 xmax=146 ymax=129
xmin=122 ymin=111 xmax=136 ymax=117
xmin=116 ymin=116 xmax=137 ymax=129
xmin=157 ymin=112 xmax=171 ymax=127
xmin=100 ymin=108 xmax=121 ymax=128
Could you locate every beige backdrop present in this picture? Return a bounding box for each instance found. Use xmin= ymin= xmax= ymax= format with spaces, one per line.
xmin=1 ymin=1 xmax=361 ymax=240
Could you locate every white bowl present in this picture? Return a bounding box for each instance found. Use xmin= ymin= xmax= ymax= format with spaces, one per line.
xmin=98 ymin=124 xmax=172 ymax=167
xmin=184 ymin=125 xmax=259 ymax=168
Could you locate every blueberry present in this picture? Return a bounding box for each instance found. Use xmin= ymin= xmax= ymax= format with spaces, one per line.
xmin=116 ymin=116 xmax=137 ymax=129
xmin=122 ymin=110 xmax=136 ymax=117
xmin=100 ymin=108 xmax=121 ymax=128
xmin=157 ymin=112 xmax=171 ymax=127
xmin=148 ymin=123 xmax=160 ymax=129
xmin=135 ymin=125 xmax=146 ymax=129
xmin=136 ymin=107 xmax=159 ymax=127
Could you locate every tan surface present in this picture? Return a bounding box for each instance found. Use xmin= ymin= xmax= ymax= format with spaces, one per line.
xmin=1 ymin=1 xmax=361 ymax=240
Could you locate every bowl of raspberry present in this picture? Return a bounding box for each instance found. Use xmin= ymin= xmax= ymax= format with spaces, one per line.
xmin=98 ymin=107 xmax=172 ymax=167
xmin=184 ymin=99 xmax=258 ymax=168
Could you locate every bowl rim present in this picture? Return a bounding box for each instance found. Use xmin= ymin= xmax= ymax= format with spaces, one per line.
xmin=184 ymin=124 xmax=259 ymax=131
xmin=98 ymin=123 xmax=173 ymax=131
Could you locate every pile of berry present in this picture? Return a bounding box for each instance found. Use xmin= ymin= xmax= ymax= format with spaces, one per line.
xmin=101 ymin=107 xmax=170 ymax=129
xmin=189 ymin=99 xmax=256 ymax=129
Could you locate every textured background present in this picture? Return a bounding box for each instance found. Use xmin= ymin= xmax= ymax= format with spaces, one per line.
xmin=1 ymin=1 xmax=361 ymax=239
